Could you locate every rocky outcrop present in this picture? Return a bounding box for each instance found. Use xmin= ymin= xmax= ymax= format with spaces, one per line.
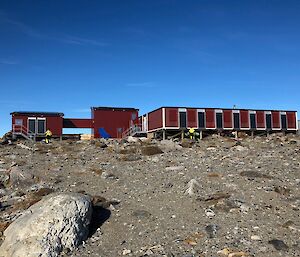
xmin=0 ymin=193 xmax=93 ymax=257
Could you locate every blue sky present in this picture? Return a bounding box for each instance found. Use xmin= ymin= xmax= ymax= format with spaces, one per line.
xmin=1 ymin=0 xmax=300 ymax=135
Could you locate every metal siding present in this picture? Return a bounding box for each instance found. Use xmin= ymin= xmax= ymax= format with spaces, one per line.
xmin=93 ymin=109 xmax=139 ymax=138
xmin=272 ymin=111 xmax=280 ymax=129
xmin=205 ymin=109 xmax=215 ymax=128
xmin=12 ymin=114 xmax=63 ymax=136
xmin=287 ymin=112 xmax=296 ymax=129
xmin=187 ymin=108 xmax=197 ymax=128
xmin=223 ymin=110 xmax=232 ymax=128
xmin=165 ymin=108 xmax=179 ymax=127
xmin=256 ymin=111 xmax=265 ymax=128
xmin=148 ymin=108 xmax=163 ymax=131
xmin=63 ymin=118 xmax=92 ymax=128
xmin=240 ymin=110 xmax=249 ymax=128
xmin=45 ymin=116 xmax=63 ymax=136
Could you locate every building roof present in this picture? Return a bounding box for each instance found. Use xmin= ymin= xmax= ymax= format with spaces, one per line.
xmin=91 ymin=106 xmax=139 ymax=111
xmin=10 ymin=111 xmax=64 ymax=116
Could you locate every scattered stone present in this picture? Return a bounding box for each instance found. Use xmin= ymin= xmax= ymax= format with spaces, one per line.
xmin=0 ymin=193 xmax=93 ymax=257
xmin=274 ymin=186 xmax=290 ymax=195
xmin=0 ymin=174 xmax=9 ymax=186
xmin=240 ymin=170 xmax=273 ymax=179
xmin=205 ymin=224 xmax=220 ymax=238
xmin=159 ymin=140 xmax=182 ymax=152
xmin=101 ymin=171 xmax=118 ymax=180
xmin=95 ymin=141 xmax=108 ymax=148
xmin=16 ymin=143 xmax=32 ymax=150
xmin=122 ymin=249 xmax=132 ymax=255
xmin=217 ymin=248 xmax=231 ymax=256
xmin=204 ymin=192 xmax=231 ymax=202
xmin=141 ymin=145 xmax=163 ymax=156
xmin=207 ymin=172 xmax=222 ymax=178
xmin=268 ymin=239 xmax=289 ymax=251
xmin=9 ymin=166 xmax=38 ymax=188
xmin=228 ymin=252 xmax=247 ymax=257
xmin=282 ymin=220 xmax=294 ymax=228
xmin=185 ymin=179 xmax=201 ymax=196
xmin=205 ymin=209 xmax=215 ymax=218
xmin=165 ymin=166 xmax=184 ymax=172
xmin=127 ymin=136 xmax=140 ymax=143
xmin=132 ymin=210 xmax=151 ymax=218
xmin=232 ymin=145 xmax=247 ymax=151
xmin=180 ymin=139 xmax=195 ymax=148
xmin=250 ymin=235 xmax=261 ymax=241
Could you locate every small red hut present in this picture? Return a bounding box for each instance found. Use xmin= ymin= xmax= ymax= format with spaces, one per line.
xmin=11 ymin=111 xmax=64 ymax=139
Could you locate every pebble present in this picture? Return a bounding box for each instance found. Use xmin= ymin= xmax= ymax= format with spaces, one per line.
xmin=165 ymin=166 xmax=185 ymax=171
xmin=122 ymin=249 xmax=132 ymax=255
xmin=268 ymin=239 xmax=289 ymax=251
xmin=205 ymin=209 xmax=215 ymax=218
xmin=205 ymin=224 xmax=219 ymax=238
xmin=250 ymin=235 xmax=261 ymax=241
xmin=217 ymin=248 xmax=231 ymax=256
xmin=228 ymin=252 xmax=247 ymax=257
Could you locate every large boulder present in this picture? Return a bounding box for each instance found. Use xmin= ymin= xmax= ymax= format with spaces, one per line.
xmin=0 ymin=193 xmax=93 ymax=257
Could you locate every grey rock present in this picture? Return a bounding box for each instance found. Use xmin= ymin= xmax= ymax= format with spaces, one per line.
xmin=132 ymin=210 xmax=151 ymax=218
xmin=205 ymin=224 xmax=220 ymax=238
xmin=268 ymin=239 xmax=289 ymax=251
xmin=9 ymin=166 xmax=37 ymax=188
xmin=0 ymin=193 xmax=93 ymax=257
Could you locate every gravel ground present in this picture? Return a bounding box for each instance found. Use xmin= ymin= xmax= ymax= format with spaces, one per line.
xmin=0 ymin=133 xmax=300 ymax=257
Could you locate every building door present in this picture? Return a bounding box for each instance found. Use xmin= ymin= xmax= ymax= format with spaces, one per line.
xmin=179 ymin=112 xmax=187 ymax=128
xmin=250 ymin=113 xmax=256 ymax=130
xmin=197 ymin=111 xmax=205 ymax=129
xmin=233 ymin=112 xmax=240 ymax=130
xmin=37 ymin=118 xmax=46 ymax=134
xmin=266 ymin=113 xmax=272 ymax=130
xmin=281 ymin=114 xmax=287 ymax=130
xmin=216 ymin=112 xmax=223 ymax=129
xmin=179 ymin=110 xmax=187 ymax=128
xmin=28 ymin=118 xmax=36 ymax=134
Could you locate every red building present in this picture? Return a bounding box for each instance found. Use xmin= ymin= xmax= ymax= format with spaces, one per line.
xmin=91 ymin=107 xmax=139 ymax=138
xmin=10 ymin=106 xmax=298 ymax=140
xmin=142 ymin=107 xmax=298 ymax=133
xmin=11 ymin=107 xmax=139 ymax=140
xmin=11 ymin=111 xmax=64 ymax=139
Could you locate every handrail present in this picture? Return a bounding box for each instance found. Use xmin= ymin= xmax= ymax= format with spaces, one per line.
xmin=12 ymin=124 xmax=36 ymax=141
xmin=13 ymin=124 xmax=35 ymax=134
xmin=121 ymin=124 xmax=144 ymax=138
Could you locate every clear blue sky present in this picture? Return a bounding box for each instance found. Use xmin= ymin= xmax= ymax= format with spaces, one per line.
xmin=1 ymin=0 xmax=300 ymax=135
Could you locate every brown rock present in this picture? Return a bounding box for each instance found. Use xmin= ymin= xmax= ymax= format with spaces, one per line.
xmin=140 ymin=145 xmax=163 ymax=156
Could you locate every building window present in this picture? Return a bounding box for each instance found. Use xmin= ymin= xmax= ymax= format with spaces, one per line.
xmin=15 ymin=119 xmax=23 ymax=126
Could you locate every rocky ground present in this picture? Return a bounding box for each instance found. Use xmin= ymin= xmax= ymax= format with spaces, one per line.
xmin=0 ymin=133 xmax=300 ymax=257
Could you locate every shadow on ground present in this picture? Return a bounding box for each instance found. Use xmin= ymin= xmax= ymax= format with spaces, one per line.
xmin=88 ymin=206 xmax=111 ymax=237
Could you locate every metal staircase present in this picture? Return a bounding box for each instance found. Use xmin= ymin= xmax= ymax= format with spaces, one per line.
xmin=12 ymin=125 xmax=36 ymax=141
xmin=122 ymin=124 xmax=146 ymax=138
